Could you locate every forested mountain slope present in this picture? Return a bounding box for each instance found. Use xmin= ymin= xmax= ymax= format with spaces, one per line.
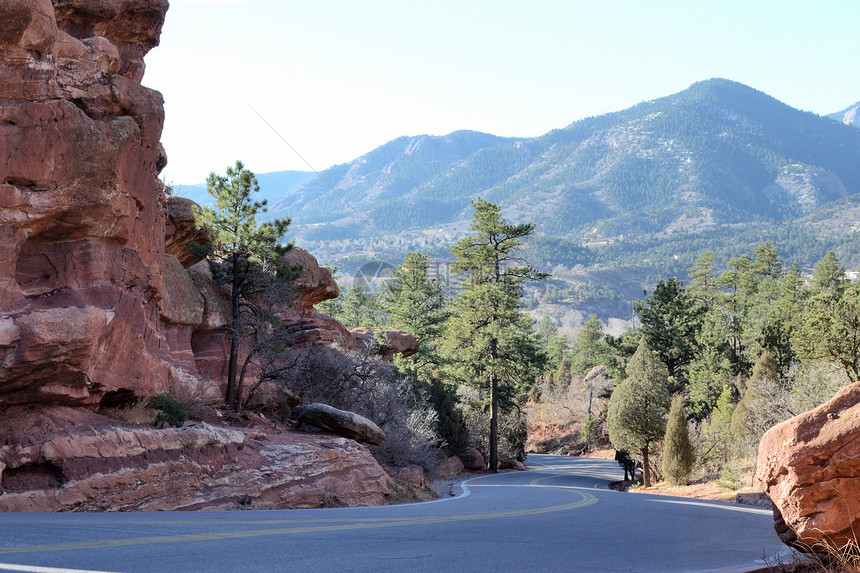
xmin=263 ymin=79 xmax=860 ymax=240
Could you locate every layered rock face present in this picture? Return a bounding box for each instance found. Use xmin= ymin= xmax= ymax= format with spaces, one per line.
xmin=0 ymin=406 xmax=390 ymax=511
xmin=0 ymin=0 xmax=173 ymax=406
xmin=756 ymin=381 xmax=860 ymax=550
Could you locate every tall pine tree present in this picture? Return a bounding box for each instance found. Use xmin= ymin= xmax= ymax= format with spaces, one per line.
xmin=442 ymin=199 xmax=546 ymax=470
xmin=194 ymin=161 xmax=292 ymax=409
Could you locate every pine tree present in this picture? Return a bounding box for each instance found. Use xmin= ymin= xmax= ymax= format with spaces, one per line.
xmin=580 ymin=413 xmax=599 ymax=451
xmin=731 ymin=350 xmax=782 ymax=457
xmin=569 ymin=314 xmax=607 ymax=376
xmin=442 ymin=198 xmax=547 ymax=470
xmin=606 ymin=337 xmax=670 ymax=486
xmin=379 ymin=251 xmax=450 ymax=379
xmin=662 ymin=394 xmax=694 ymax=485
xmin=634 ymin=278 xmax=703 ymax=393
xmin=194 ymin=160 xmax=291 ymax=409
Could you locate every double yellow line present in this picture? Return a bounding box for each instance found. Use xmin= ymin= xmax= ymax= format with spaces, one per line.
xmin=0 ymin=474 xmax=598 ymax=555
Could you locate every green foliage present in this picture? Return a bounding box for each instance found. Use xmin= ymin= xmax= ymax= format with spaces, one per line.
xmin=569 ymin=314 xmax=609 ymax=376
xmin=662 ymin=395 xmax=694 ymax=486
xmin=380 ymin=252 xmax=451 ymax=378
xmin=797 ymin=281 xmax=860 ymax=381
xmin=606 ymin=337 xmax=670 ymax=486
xmin=441 ymin=198 xmax=547 ymax=470
xmin=336 ymin=286 xmax=382 ymax=329
xmin=731 ymin=350 xmax=784 ymax=457
xmin=427 ymin=379 xmax=469 ymax=456
xmin=698 ymin=385 xmax=737 ymax=470
xmin=580 ymin=413 xmax=599 ymax=450
xmin=194 ymin=160 xmax=292 ymax=409
xmin=716 ymin=459 xmax=744 ymax=491
xmin=635 ymin=278 xmax=704 ymax=392
xmin=148 ymin=391 xmax=188 ymax=428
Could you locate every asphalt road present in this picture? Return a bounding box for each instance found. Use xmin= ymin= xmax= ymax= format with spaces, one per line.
xmin=0 ymin=455 xmax=786 ymax=573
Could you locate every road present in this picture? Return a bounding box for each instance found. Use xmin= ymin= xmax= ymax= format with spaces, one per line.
xmin=0 ymin=455 xmax=785 ymax=573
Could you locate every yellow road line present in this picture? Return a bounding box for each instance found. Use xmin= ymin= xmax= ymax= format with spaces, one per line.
xmin=0 ymin=490 xmax=597 ymax=555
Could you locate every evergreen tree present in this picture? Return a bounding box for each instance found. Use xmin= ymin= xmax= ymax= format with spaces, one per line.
xmin=194 ymin=160 xmax=292 ymax=409
xmin=338 ymin=286 xmax=382 ymax=329
xmin=379 ymin=251 xmax=450 ymax=378
xmin=606 ymin=337 xmax=670 ymax=486
xmin=797 ymin=282 xmax=860 ymax=381
xmin=569 ymin=314 xmax=608 ymax=376
xmin=580 ymin=412 xmax=599 ymax=451
xmin=662 ymin=394 xmax=694 ymax=486
xmin=730 ymin=350 xmax=782 ymax=457
xmin=699 ymin=384 xmax=737 ymax=469
xmin=442 ymin=198 xmax=547 ymax=470
xmin=811 ymin=250 xmax=845 ymax=298
xmin=635 ymin=278 xmax=703 ymax=393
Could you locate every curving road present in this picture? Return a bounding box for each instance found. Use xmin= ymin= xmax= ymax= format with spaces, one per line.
xmin=0 ymin=455 xmax=785 ymax=573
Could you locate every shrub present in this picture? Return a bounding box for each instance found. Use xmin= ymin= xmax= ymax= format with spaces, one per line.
xmin=662 ymin=394 xmax=694 ymax=485
xmin=148 ymin=391 xmax=189 ymax=428
xmin=580 ymin=413 xmax=599 ymax=451
xmin=716 ymin=460 xmax=744 ymax=491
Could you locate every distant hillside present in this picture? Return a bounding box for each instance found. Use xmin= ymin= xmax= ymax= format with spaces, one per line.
xmin=269 ymin=79 xmax=860 ymax=241
xmin=829 ymin=101 xmax=860 ymax=127
xmin=173 ymin=81 xmax=860 ymax=326
xmin=175 ymin=170 xmax=314 ymax=213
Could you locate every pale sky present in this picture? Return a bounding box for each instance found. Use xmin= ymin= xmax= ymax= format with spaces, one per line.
xmin=144 ymin=0 xmax=860 ymax=184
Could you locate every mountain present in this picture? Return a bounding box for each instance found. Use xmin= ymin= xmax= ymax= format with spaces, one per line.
xmin=174 ymin=170 xmax=314 ymax=212
xmin=829 ymin=101 xmax=860 ymax=127
xmin=270 ymin=79 xmax=860 ymax=242
xmin=177 ymin=80 xmax=860 ymax=325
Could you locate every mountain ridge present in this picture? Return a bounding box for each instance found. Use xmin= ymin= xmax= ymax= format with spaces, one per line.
xmin=246 ymin=79 xmax=860 ymax=242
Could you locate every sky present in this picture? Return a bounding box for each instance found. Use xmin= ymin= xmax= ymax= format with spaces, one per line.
xmin=144 ymin=0 xmax=860 ymax=185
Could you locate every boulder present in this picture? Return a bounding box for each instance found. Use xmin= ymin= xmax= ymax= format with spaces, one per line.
xmin=387 ymin=465 xmax=428 ymax=489
xmin=756 ymin=381 xmax=860 ymax=550
xmin=499 ymin=459 xmax=525 ymax=471
xmin=292 ymin=403 xmax=386 ymax=446
xmin=348 ymin=327 xmax=419 ymax=361
xmin=459 ymin=447 xmax=485 ymax=471
xmin=438 ymin=455 xmax=465 ymax=477
xmin=0 ymin=406 xmax=390 ymax=510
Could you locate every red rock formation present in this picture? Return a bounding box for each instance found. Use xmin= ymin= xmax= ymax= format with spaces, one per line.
xmin=459 ymin=447 xmax=485 ymax=471
xmin=283 ymin=247 xmax=339 ymax=311
xmin=349 ymin=327 xmax=419 ymax=361
xmin=438 ymin=455 xmax=465 ymax=477
xmin=756 ymin=381 xmax=860 ymax=550
xmin=164 ymin=196 xmax=212 ymax=268
xmin=0 ymin=406 xmax=390 ymax=510
xmin=0 ymin=0 xmax=399 ymax=512
xmin=1 ymin=0 xmax=172 ymax=406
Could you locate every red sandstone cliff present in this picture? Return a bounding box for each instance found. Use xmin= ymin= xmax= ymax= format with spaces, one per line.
xmin=0 ymin=0 xmax=413 ymax=511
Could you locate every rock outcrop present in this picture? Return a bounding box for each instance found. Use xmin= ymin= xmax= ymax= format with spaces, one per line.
xmin=293 ymin=403 xmax=386 ymax=446
xmin=1 ymin=0 xmax=173 ymax=406
xmin=164 ymin=196 xmax=211 ymax=268
xmin=756 ymin=381 xmax=860 ymax=550
xmin=349 ymin=327 xmax=419 ymax=361
xmin=0 ymin=406 xmax=390 ymax=510
xmin=0 ymin=0 xmax=405 ymax=512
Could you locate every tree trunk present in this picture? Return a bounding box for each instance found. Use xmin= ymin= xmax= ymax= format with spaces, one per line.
xmin=642 ymin=446 xmax=650 ymax=487
xmin=490 ymin=372 xmax=498 ymax=472
xmin=225 ymin=267 xmax=241 ymax=408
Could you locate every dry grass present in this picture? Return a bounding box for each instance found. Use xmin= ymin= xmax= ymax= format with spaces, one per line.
xmin=101 ymin=399 xmax=157 ymax=426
